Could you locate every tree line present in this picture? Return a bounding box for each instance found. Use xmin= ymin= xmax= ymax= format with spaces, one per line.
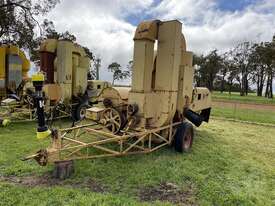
xmin=1 ymin=1 xmax=274 ymax=93
xmin=0 ymin=0 xmax=96 ymax=76
xmin=0 ymin=0 xmax=132 ymax=85
xmin=193 ymin=37 xmax=275 ymax=98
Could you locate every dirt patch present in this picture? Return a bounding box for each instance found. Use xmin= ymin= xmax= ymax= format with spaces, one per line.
xmin=71 ymin=178 xmax=106 ymax=193
xmin=213 ymin=100 xmax=275 ymax=112
xmin=1 ymin=176 xmax=195 ymax=204
xmin=0 ymin=174 xmax=60 ymax=187
xmin=139 ymin=182 xmax=197 ymax=206
xmin=0 ymin=174 xmax=106 ymax=193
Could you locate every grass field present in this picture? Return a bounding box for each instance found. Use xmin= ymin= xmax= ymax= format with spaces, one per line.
xmin=212 ymin=91 xmax=275 ymax=105
xmin=0 ymin=119 xmax=274 ymax=206
xmin=211 ymin=107 xmax=275 ymax=124
xmin=211 ymin=91 xmax=275 ymax=124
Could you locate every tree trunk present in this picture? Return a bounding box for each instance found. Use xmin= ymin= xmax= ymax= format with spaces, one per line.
xmin=258 ymin=68 xmax=265 ymax=97
xmin=265 ymin=74 xmax=270 ymax=98
xmin=197 ymin=79 xmax=200 ymax=87
xmin=240 ymin=83 xmax=244 ymax=96
xmin=244 ymin=67 xmax=248 ymax=96
xmin=220 ymin=77 xmax=225 ymax=93
xmin=228 ymin=80 xmax=233 ymax=95
xmin=240 ymin=85 xmax=245 ymax=96
xmin=269 ymin=71 xmax=273 ymax=99
xmin=245 ymin=78 xmax=248 ymax=95
xmin=240 ymin=69 xmax=245 ymax=96
xmin=256 ymin=74 xmax=260 ymax=96
xmin=220 ymin=69 xmax=226 ymax=93
xmin=209 ymin=73 xmax=213 ymax=91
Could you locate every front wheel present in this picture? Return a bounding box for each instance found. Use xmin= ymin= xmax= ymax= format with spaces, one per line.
xmin=73 ymin=103 xmax=87 ymax=121
xmin=174 ymin=122 xmax=194 ymax=153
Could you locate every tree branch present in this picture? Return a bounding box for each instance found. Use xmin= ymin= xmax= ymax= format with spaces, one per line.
xmin=0 ymin=0 xmax=29 ymax=10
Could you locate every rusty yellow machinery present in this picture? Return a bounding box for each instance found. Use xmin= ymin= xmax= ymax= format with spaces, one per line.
xmin=0 ymin=45 xmax=30 ymax=99
xmin=0 ymin=45 xmax=31 ymax=125
xmin=0 ymin=40 xmax=91 ymax=123
xmin=39 ymin=39 xmax=91 ymax=121
xmin=24 ymin=20 xmax=211 ymax=179
xmin=87 ymin=80 xmax=112 ymax=103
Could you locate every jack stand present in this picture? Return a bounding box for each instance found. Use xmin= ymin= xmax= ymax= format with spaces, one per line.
xmin=52 ymin=160 xmax=74 ymax=180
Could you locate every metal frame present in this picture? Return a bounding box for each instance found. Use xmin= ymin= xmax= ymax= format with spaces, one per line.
xmin=0 ymin=103 xmax=36 ymax=122
xmin=0 ymin=102 xmax=70 ymax=123
xmin=26 ymin=121 xmax=181 ymax=164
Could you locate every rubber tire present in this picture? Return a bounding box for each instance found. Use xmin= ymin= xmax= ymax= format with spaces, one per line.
xmin=174 ymin=122 xmax=194 ymax=153
xmin=73 ymin=103 xmax=87 ymax=121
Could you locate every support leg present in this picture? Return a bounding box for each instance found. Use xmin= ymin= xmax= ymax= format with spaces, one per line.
xmin=52 ymin=160 xmax=74 ymax=180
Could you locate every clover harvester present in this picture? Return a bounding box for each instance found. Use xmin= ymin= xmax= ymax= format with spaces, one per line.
xmin=1 ymin=40 xmax=92 ymax=125
xmin=0 ymin=45 xmax=31 ymax=125
xmin=24 ymin=20 xmax=211 ymax=178
xmin=38 ymin=39 xmax=91 ymax=122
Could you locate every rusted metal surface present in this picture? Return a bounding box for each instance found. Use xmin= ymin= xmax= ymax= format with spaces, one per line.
xmin=23 ymin=20 xmax=212 ymax=168
xmin=24 ymin=120 xmax=181 ymax=165
xmin=40 ymin=52 xmax=55 ymax=83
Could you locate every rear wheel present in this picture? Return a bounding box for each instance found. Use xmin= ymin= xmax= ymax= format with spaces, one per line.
xmin=174 ymin=122 xmax=194 ymax=153
xmin=73 ymin=103 xmax=87 ymax=121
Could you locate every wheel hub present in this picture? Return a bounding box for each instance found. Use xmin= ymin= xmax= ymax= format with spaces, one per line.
xmin=101 ymin=108 xmax=122 ymax=134
xmin=183 ymin=131 xmax=192 ymax=150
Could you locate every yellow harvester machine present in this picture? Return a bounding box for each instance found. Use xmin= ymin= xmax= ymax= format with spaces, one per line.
xmin=0 ymin=45 xmax=31 ymax=125
xmin=24 ymin=20 xmax=211 ymax=179
xmin=0 ymin=40 xmax=91 ymax=124
xmin=39 ymin=39 xmax=91 ymax=121
xmin=0 ymin=45 xmax=30 ymax=99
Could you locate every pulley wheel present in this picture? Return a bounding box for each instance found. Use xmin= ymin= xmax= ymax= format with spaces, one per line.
xmin=100 ymin=108 xmax=122 ymax=134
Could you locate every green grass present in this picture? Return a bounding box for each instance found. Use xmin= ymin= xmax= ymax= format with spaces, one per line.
xmin=212 ymin=107 xmax=275 ymax=124
xmin=212 ymin=91 xmax=275 ymax=105
xmin=0 ymin=120 xmax=274 ymax=205
xmin=0 ymin=184 xmax=153 ymax=206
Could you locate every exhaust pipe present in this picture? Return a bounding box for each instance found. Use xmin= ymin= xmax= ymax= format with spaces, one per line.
xmin=184 ymin=108 xmax=211 ymax=127
xmin=184 ymin=109 xmax=203 ymax=127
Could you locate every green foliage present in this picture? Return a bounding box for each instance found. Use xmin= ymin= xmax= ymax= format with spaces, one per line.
xmin=40 ymin=19 xmax=76 ymax=42
xmin=108 ymin=62 xmax=131 ymax=84
xmin=127 ymin=60 xmax=133 ymax=75
xmin=0 ymin=0 xmax=60 ymax=50
xmin=194 ymin=36 xmax=275 ymax=98
xmin=31 ymin=20 xmax=94 ymax=63
xmin=193 ymin=50 xmax=223 ymax=91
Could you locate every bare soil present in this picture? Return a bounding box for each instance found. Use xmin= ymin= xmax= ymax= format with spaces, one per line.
xmin=0 ymin=174 xmax=106 ymax=193
xmin=1 ymin=175 xmax=198 ymax=205
xmin=213 ymin=100 xmax=275 ymax=112
xmin=139 ymin=182 xmax=197 ymax=206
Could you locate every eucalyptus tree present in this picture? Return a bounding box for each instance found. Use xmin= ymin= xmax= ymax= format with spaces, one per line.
xmin=108 ymin=62 xmax=130 ymax=85
xmin=0 ymin=0 xmax=60 ymax=52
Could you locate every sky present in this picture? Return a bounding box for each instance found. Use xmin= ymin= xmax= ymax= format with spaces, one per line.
xmin=42 ymin=0 xmax=275 ymax=84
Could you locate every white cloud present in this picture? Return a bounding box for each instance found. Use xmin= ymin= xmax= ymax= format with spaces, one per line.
xmin=44 ymin=0 xmax=151 ymax=83
xmin=152 ymin=0 xmax=275 ymax=54
xmin=151 ymin=0 xmax=217 ymax=24
xmin=184 ymin=10 xmax=275 ymax=54
xmin=42 ymin=0 xmax=275 ymax=83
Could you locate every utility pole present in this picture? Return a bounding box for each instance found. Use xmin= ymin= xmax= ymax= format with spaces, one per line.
xmin=94 ymin=58 xmax=101 ymax=80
